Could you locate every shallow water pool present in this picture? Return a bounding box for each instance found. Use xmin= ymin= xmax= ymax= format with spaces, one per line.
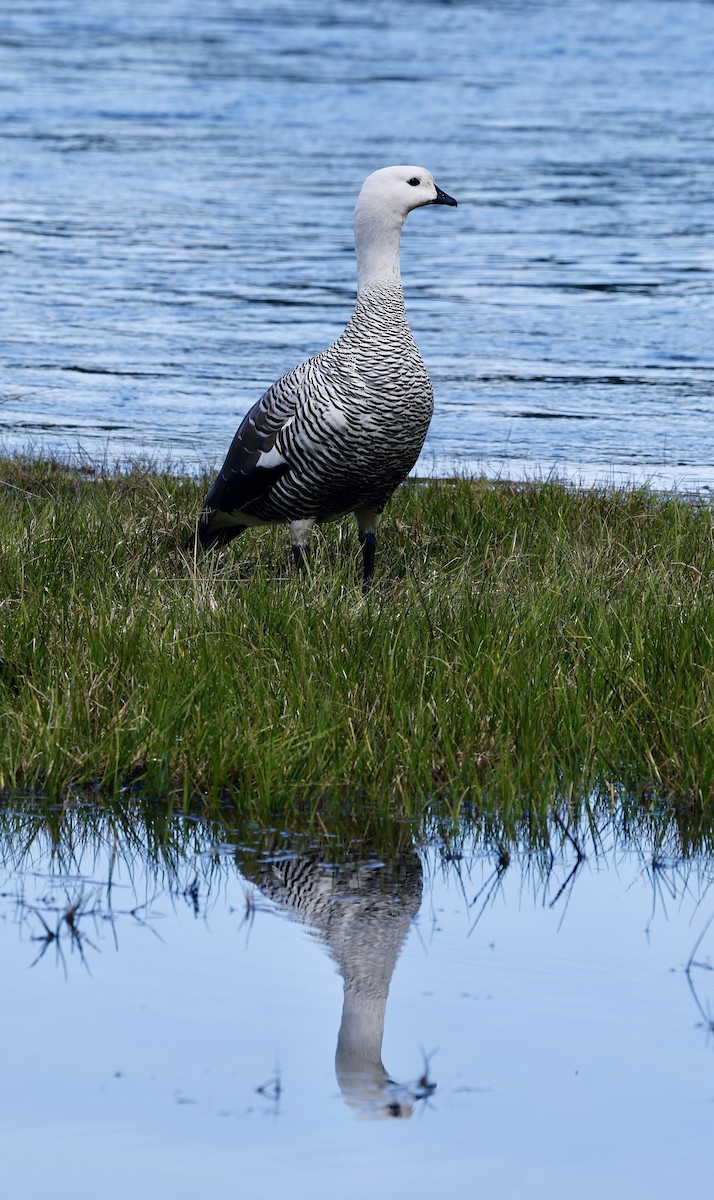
xmin=2 ymin=807 xmax=713 ymax=1198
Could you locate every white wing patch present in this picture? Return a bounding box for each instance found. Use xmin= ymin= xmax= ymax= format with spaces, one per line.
xmin=257 ymin=444 xmax=287 ymax=470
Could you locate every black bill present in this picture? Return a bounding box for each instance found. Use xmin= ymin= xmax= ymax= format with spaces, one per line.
xmin=432 ymin=183 xmax=457 ymax=207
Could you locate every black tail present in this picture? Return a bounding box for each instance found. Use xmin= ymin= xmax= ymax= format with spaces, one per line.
xmin=186 ymin=512 xmax=247 ymax=555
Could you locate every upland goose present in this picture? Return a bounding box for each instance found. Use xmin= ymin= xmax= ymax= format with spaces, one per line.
xmin=196 ymin=165 xmax=457 ymax=582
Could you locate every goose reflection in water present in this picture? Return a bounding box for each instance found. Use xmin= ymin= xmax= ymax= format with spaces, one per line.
xmin=239 ymin=848 xmax=433 ymax=1120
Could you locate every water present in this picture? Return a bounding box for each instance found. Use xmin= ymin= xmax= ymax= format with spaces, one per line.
xmin=1 ymin=0 xmax=713 ymax=489
xmin=2 ymin=805 xmax=714 ymax=1198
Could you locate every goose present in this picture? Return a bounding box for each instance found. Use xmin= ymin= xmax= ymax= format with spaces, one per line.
xmin=195 ymin=165 xmax=457 ymax=582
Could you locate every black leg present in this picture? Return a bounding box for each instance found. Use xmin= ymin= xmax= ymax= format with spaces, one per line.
xmin=359 ymin=530 xmax=377 ymax=586
xmin=292 ymin=543 xmax=309 ymax=571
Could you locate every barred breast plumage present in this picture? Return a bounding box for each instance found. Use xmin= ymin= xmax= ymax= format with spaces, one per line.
xmin=196 ymin=165 xmax=457 ymax=582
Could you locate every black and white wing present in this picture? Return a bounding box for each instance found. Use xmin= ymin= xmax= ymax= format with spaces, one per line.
xmin=196 ymin=363 xmax=304 ymax=549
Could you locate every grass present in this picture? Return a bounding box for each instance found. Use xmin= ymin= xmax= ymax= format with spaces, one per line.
xmin=1 ymin=453 xmax=714 ymax=830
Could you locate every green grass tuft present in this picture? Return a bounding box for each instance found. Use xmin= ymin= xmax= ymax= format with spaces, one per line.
xmin=1 ymin=455 xmax=714 ymax=822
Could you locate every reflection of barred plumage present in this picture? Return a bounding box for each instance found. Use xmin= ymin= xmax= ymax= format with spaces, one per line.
xmin=255 ymin=852 xmax=423 ymax=981
xmin=196 ymin=166 xmax=456 ymax=582
xmin=245 ymin=850 xmax=424 ymax=1120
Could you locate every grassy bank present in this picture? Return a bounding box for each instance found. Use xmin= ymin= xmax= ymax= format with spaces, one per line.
xmin=1 ymin=455 xmax=714 ymax=820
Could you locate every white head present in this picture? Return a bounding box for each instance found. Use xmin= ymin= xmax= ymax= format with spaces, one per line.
xmin=356 ymin=165 xmax=457 ymax=222
xmin=354 ymin=165 xmax=457 ymax=291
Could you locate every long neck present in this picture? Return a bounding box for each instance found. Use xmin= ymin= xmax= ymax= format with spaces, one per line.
xmin=336 ymin=984 xmax=388 ymax=1070
xmin=354 ymin=200 xmax=405 ymax=293
xmin=335 ymin=983 xmax=392 ymax=1112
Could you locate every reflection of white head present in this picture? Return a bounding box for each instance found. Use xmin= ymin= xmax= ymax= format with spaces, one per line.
xmin=250 ymin=851 xmax=425 ymax=1120
xmin=354 ymin=165 xmax=457 ymax=292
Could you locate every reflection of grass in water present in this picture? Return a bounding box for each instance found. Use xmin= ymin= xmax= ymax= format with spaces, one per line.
xmin=2 ymin=795 xmax=714 ymax=905
xmin=2 ymin=798 xmax=714 ymax=1042
xmin=1 ymin=455 xmax=714 ymax=815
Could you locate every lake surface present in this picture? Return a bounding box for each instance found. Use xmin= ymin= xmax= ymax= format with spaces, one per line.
xmin=1 ymin=804 xmax=714 ymax=1199
xmin=1 ymin=0 xmax=714 ymax=489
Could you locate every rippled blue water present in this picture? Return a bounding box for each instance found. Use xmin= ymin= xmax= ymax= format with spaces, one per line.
xmin=1 ymin=0 xmax=713 ymax=488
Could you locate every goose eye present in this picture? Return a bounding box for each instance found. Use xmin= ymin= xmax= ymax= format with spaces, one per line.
xmin=407 ymin=177 xmax=420 ymax=186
